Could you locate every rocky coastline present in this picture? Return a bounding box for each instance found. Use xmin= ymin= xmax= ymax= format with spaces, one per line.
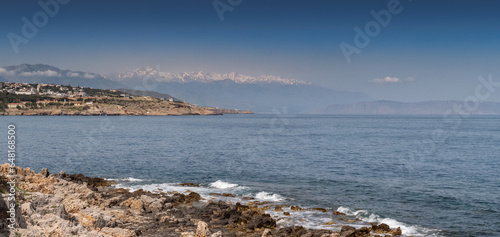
xmin=0 ymin=97 xmax=252 ymax=116
xmin=0 ymin=164 xmax=403 ymax=237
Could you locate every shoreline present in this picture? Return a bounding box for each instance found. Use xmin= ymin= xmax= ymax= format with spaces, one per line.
xmin=0 ymin=164 xmax=403 ymax=237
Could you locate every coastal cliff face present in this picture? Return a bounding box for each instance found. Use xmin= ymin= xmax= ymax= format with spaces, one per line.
xmin=0 ymin=165 xmax=402 ymax=237
xmin=1 ymin=97 xmax=252 ymax=116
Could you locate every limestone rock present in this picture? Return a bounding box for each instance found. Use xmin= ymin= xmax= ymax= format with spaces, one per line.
xmin=196 ymin=221 xmax=210 ymax=237
xmin=41 ymin=168 xmax=50 ymax=177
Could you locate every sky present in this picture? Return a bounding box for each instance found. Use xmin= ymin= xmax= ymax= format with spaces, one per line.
xmin=1 ymin=0 xmax=500 ymax=102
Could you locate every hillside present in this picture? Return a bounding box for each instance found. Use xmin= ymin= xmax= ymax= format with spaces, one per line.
xmin=0 ymin=64 xmax=373 ymax=113
xmin=0 ymin=82 xmax=252 ymax=116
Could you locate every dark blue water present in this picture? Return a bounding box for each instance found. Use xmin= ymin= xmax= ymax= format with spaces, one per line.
xmin=2 ymin=115 xmax=499 ymax=236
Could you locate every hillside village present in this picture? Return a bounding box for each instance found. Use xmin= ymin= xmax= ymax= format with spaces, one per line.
xmin=0 ymin=82 xmax=251 ymax=115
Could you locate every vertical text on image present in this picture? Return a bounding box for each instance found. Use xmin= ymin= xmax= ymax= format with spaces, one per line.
xmin=7 ymin=124 xmax=17 ymax=229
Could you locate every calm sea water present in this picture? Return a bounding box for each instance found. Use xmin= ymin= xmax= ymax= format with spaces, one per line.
xmin=2 ymin=115 xmax=499 ymax=236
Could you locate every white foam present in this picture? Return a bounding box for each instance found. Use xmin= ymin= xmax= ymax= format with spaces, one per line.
xmin=210 ymin=180 xmax=239 ymax=189
xmin=116 ymin=182 xmax=209 ymax=194
xmin=336 ymin=206 xmax=441 ymax=237
xmin=255 ymin=191 xmax=284 ymax=202
xmin=108 ymin=177 xmax=145 ymax=182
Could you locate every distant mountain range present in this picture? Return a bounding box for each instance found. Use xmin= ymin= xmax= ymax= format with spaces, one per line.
xmin=4 ymin=64 xmax=500 ymax=114
xmin=0 ymin=64 xmax=372 ymax=113
xmin=105 ymin=67 xmax=310 ymax=85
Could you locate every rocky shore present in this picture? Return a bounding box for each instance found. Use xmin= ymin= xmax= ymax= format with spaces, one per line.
xmin=0 ymin=164 xmax=403 ymax=237
xmin=1 ymin=97 xmax=252 ymax=116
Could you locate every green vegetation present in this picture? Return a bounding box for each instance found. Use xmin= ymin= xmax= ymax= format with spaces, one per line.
xmin=0 ymin=92 xmax=52 ymax=109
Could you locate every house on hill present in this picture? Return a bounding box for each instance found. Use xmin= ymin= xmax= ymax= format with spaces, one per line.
xmin=7 ymin=103 xmax=24 ymax=109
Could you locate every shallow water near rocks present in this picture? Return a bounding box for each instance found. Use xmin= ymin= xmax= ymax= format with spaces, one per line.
xmin=3 ymin=115 xmax=500 ymax=236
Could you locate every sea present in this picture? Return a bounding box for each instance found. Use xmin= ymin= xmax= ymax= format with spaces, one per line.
xmin=2 ymin=114 xmax=499 ymax=236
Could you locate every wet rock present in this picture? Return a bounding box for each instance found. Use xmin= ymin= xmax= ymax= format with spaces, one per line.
xmin=340 ymin=226 xmax=369 ymax=237
xmin=186 ymin=192 xmax=202 ymax=203
xmin=290 ymin=206 xmax=303 ymax=211
xmin=340 ymin=226 xmax=356 ymax=237
xmin=179 ymin=183 xmax=200 ymax=187
xmin=391 ymin=227 xmax=402 ymax=236
xmin=313 ymin=208 xmax=328 ymax=212
xmin=371 ymin=223 xmax=391 ymax=233
xmin=246 ymin=214 xmax=276 ymax=230
xmin=277 ymin=226 xmax=307 ymax=237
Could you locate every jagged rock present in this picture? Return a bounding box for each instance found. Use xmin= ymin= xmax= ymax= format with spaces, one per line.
xmin=340 ymin=226 xmax=369 ymax=237
xmin=340 ymin=226 xmax=356 ymax=237
xmin=100 ymin=196 xmax=122 ymax=209
xmin=246 ymin=214 xmax=276 ymax=230
xmin=196 ymin=221 xmax=210 ymax=237
xmin=371 ymin=223 xmax=391 ymax=233
xmin=21 ymin=202 xmax=34 ymax=216
xmin=41 ymin=168 xmax=50 ymax=177
xmin=164 ymin=203 xmax=173 ymax=209
xmin=54 ymin=205 xmax=72 ymax=221
xmin=0 ymin=164 xmax=404 ymax=237
xmin=210 ymin=231 xmax=223 ymax=237
xmin=181 ymin=232 xmax=196 ymax=237
xmin=120 ymin=197 xmax=143 ymax=212
xmin=277 ymin=226 xmax=307 ymax=236
xmin=101 ymin=227 xmax=136 ymax=237
xmin=262 ymin=228 xmax=274 ymax=237
xmin=186 ymin=192 xmax=202 ymax=203
xmin=391 ymin=227 xmax=402 ymax=236
xmin=140 ymin=195 xmax=164 ymax=213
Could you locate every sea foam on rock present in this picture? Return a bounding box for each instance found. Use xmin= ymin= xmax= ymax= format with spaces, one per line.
xmin=0 ymin=164 xmax=405 ymax=237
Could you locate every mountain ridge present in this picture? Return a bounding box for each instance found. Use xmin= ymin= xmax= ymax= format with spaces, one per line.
xmin=105 ymin=67 xmax=311 ymax=85
xmin=0 ymin=64 xmax=373 ymax=113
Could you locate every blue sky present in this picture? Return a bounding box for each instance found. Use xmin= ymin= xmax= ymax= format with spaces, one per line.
xmin=1 ymin=0 xmax=500 ymax=102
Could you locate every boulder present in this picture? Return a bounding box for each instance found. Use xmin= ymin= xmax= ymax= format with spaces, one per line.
xmin=246 ymin=214 xmax=276 ymax=230
xmin=196 ymin=221 xmax=210 ymax=237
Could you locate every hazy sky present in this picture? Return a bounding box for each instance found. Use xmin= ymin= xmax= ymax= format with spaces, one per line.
xmin=1 ymin=0 xmax=500 ymax=102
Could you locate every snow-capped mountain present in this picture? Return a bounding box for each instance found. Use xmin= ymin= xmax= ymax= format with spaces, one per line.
xmin=106 ymin=67 xmax=311 ymax=85
xmin=1 ymin=64 xmax=372 ymax=113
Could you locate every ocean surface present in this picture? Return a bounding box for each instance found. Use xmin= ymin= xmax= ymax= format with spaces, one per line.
xmin=2 ymin=115 xmax=500 ymax=236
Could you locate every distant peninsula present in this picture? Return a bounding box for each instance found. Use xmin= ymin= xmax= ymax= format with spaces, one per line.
xmin=0 ymin=82 xmax=252 ymax=116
